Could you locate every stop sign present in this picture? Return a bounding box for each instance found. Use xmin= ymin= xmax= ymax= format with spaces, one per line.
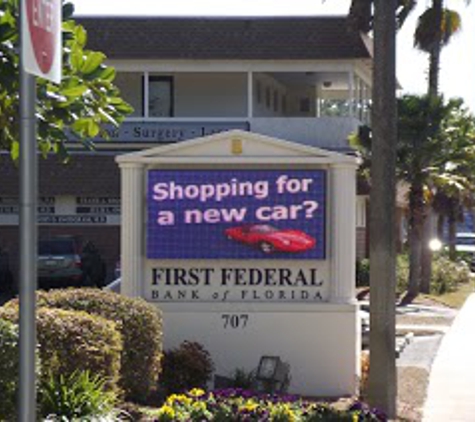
xmin=22 ymin=0 xmax=62 ymax=83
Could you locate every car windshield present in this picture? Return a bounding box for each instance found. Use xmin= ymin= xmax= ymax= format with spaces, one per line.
xmin=39 ymin=240 xmax=76 ymax=255
xmin=251 ymin=225 xmax=278 ymax=234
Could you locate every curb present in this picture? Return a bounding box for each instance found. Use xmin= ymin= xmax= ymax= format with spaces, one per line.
xmin=396 ymin=332 xmax=414 ymax=358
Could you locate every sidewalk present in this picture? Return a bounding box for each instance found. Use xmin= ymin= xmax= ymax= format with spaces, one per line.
xmin=422 ymin=293 xmax=475 ymax=421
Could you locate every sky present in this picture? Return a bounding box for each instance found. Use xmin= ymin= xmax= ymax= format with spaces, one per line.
xmin=72 ymin=0 xmax=475 ymax=113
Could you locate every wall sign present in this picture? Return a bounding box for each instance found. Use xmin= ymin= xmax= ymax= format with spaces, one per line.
xmin=147 ymin=169 xmax=326 ymax=260
xmin=0 ymin=196 xmax=120 ymax=225
xmin=0 ymin=197 xmax=55 ymax=215
xmin=144 ymin=261 xmax=329 ymax=303
xmin=76 ymin=196 xmax=120 ymax=215
xmin=67 ymin=121 xmax=250 ymax=144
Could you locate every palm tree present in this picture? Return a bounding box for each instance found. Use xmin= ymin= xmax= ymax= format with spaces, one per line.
xmin=430 ymin=101 xmax=475 ymax=262
xmin=414 ymin=0 xmax=470 ymax=292
xmin=350 ymin=0 xmax=471 ymax=296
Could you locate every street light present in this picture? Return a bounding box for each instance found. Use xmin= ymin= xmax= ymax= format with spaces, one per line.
xmin=429 ymin=238 xmax=443 ymax=252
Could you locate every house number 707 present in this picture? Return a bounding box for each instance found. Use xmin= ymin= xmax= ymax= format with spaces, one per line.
xmin=221 ymin=314 xmax=249 ymax=329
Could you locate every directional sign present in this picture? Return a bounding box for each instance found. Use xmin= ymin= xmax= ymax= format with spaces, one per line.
xmin=22 ymin=0 xmax=62 ymax=83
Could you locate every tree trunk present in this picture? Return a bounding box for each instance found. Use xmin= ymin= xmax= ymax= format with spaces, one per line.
xmin=367 ymin=0 xmax=397 ymax=418
xmin=437 ymin=213 xmax=445 ymax=239
xmin=428 ymin=0 xmax=443 ymax=97
xmin=420 ymin=0 xmax=444 ymax=294
xmin=448 ymin=206 xmax=457 ymax=260
xmin=348 ymin=0 xmax=373 ymax=32
xmin=420 ymin=209 xmax=435 ymax=293
xmin=407 ymin=182 xmax=425 ymax=298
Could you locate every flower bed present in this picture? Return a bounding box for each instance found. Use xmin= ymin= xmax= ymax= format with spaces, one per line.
xmin=151 ymin=388 xmax=386 ymax=421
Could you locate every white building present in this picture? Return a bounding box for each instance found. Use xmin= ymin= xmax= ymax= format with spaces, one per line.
xmin=0 ymin=15 xmax=371 ymax=283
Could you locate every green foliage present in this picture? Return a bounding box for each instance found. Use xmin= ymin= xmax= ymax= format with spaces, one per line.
xmin=352 ymin=95 xmax=475 ymax=294
xmin=415 ymin=7 xmax=462 ymax=52
xmin=430 ymin=255 xmax=472 ymax=294
xmin=392 ymin=253 xmax=471 ymax=294
xmin=396 ymin=254 xmax=411 ymax=294
xmin=160 ymin=341 xmax=214 ymax=396
xmin=356 ymin=258 xmax=370 ymax=287
xmin=0 ymin=0 xmax=132 ymax=160
xmin=39 ymin=370 xmax=117 ymax=421
xmin=32 ymin=288 xmax=163 ymax=402
xmin=230 ymin=368 xmax=256 ymax=390
xmin=0 ymin=305 xmax=122 ymax=394
xmin=0 ymin=319 xmax=20 ymax=420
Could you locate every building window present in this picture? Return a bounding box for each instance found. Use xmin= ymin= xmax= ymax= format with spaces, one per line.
xmin=256 ymin=81 xmax=262 ymax=104
xmin=273 ymin=89 xmax=279 ymax=112
xmin=299 ymin=97 xmax=310 ymax=113
xmin=281 ymin=95 xmax=287 ymax=114
xmin=114 ymin=72 xmax=143 ymax=117
xmin=265 ymin=87 xmax=271 ymax=108
xmin=149 ymin=76 xmax=174 ymax=117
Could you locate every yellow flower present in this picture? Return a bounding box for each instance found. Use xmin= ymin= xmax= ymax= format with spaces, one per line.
xmin=166 ymin=393 xmax=192 ymax=406
xmin=241 ymin=399 xmax=258 ymax=412
xmin=270 ymin=403 xmax=296 ymax=422
xmin=189 ymin=388 xmax=206 ymax=397
xmin=157 ymin=405 xmax=175 ymax=418
xmin=192 ymin=401 xmax=207 ymax=412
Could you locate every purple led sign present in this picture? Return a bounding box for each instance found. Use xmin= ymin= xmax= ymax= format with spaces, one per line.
xmin=147 ymin=169 xmax=326 ymax=259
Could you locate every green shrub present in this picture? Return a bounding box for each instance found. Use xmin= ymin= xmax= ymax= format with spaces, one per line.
xmin=0 ymin=319 xmax=21 ymax=420
xmin=39 ymin=370 xmax=117 ymax=421
xmin=230 ymin=368 xmax=256 ymax=389
xmin=431 ymin=255 xmax=472 ymax=294
xmin=365 ymin=253 xmax=472 ymax=295
xmin=33 ymin=288 xmax=163 ymax=402
xmin=0 ymin=306 xmax=122 ymax=394
xmin=160 ymin=341 xmax=214 ymax=396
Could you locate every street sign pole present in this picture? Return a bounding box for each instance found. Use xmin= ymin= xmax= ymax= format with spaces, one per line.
xmin=19 ymin=0 xmax=38 ymax=420
xmin=19 ymin=0 xmax=61 ymax=417
xmin=19 ymin=66 xmax=37 ymax=421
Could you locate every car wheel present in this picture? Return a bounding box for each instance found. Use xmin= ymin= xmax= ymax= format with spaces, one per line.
xmin=259 ymin=242 xmax=275 ymax=254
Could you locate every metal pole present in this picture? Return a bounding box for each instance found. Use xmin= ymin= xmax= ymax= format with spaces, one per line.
xmin=19 ymin=1 xmax=38 ymax=419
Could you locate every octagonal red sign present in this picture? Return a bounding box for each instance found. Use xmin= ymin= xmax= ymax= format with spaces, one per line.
xmin=22 ymin=0 xmax=61 ymax=82
xmin=25 ymin=0 xmax=59 ymax=73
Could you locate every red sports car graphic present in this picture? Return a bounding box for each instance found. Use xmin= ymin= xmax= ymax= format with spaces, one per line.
xmin=225 ymin=224 xmax=316 ymax=254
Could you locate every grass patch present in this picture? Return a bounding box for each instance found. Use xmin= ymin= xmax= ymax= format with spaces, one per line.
xmin=424 ymin=279 xmax=475 ymax=309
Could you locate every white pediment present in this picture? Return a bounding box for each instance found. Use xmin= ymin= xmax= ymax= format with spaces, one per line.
xmin=116 ymin=130 xmax=357 ymax=166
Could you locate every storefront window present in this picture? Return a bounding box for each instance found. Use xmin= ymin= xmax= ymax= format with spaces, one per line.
xmin=149 ymin=76 xmax=174 ymax=117
xmin=114 ymin=72 xmax=143 ymax=117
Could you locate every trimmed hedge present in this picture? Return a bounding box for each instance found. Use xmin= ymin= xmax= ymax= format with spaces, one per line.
xmin=0 ymin=306 xmax=122 ymax=394
xmin=34 ymin=288 xmax=163 ymax=402
xmin=0 ymin=319 xmax=22 ymax=420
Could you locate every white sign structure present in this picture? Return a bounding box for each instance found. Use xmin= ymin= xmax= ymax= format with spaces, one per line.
xmin=22 ymin=0 xmax=62 ymax=83
xmin=117 ymin=130 xmax=360 ymax=397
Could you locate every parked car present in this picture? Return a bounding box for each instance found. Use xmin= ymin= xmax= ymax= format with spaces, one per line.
xmin=38 ymin=236 xmax=107 ymax=289
xmin=225 ymin=224 xmax=316 ymax=254
xmin=441 ymin=233 xmax=475 ymax=271
xmin=0 ymin=246 xmax=13 ymax=294
xmin=454 ymin=232 xmax=475 ymax=253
